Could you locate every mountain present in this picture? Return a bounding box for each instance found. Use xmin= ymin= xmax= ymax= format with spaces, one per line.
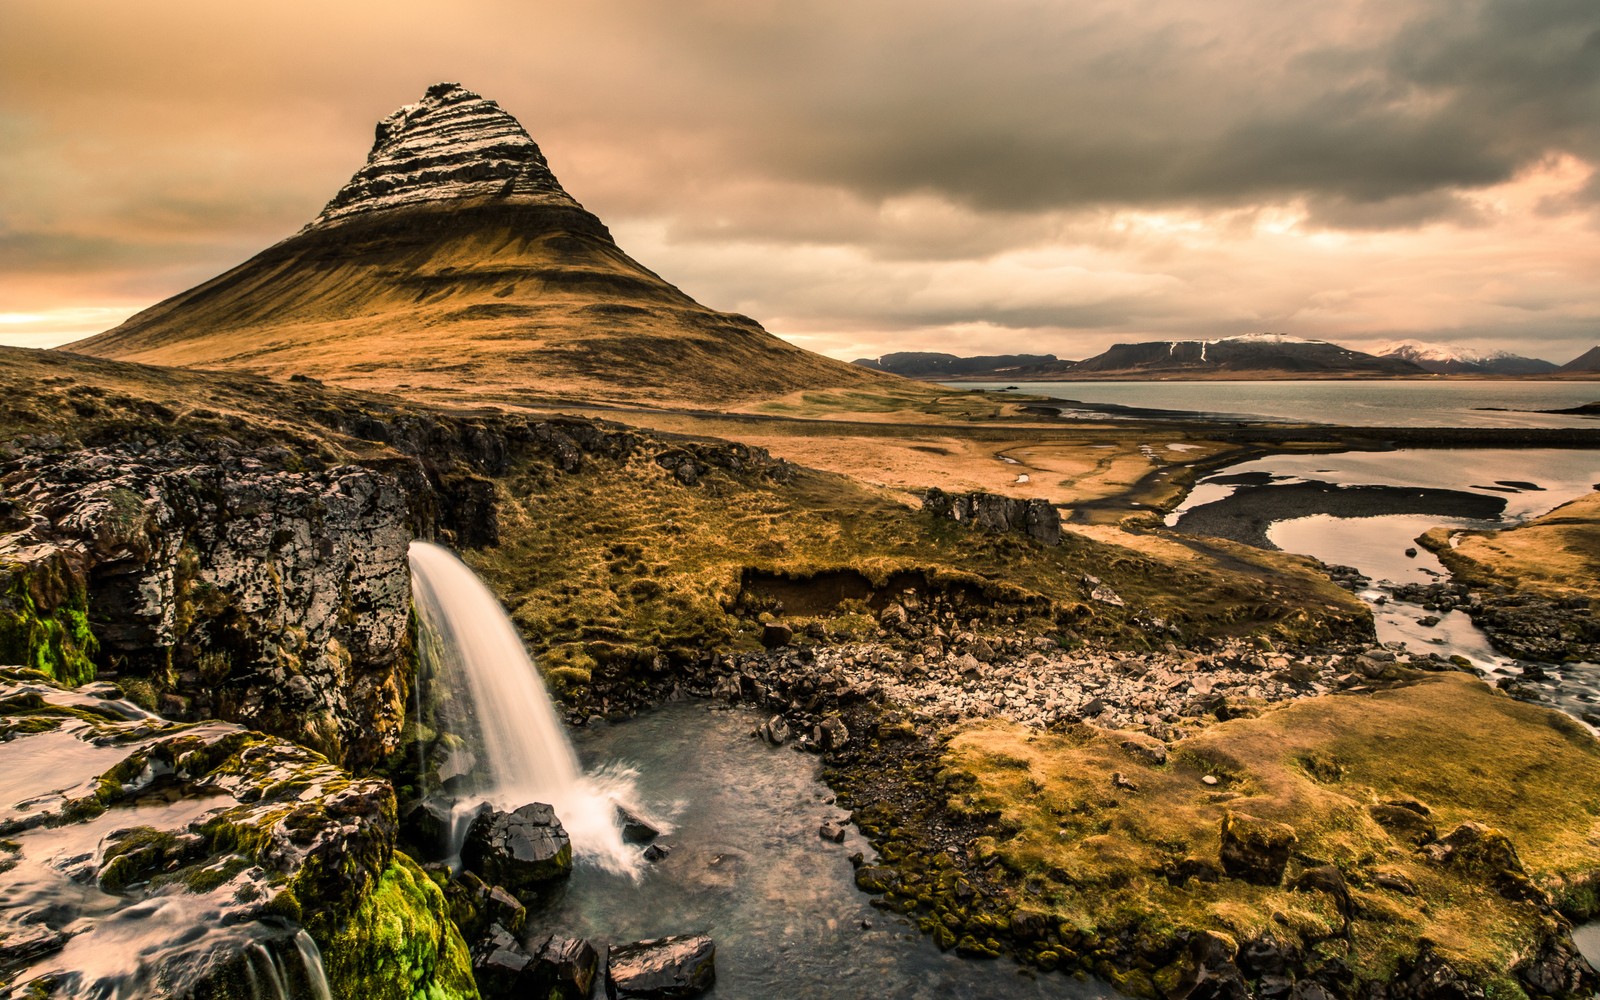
xmin=68 ymin=83 xmax=884 ymax=408
xmin=1057 ymin=334 xmax=1427 ymax=378
xmin=1560 ymin=346 xmax=1600 ymax=373
xmin=1376 ymin=339 xmax=1558 ymax=375
xmin=852 ymin=351 xmax=1060 ymax=379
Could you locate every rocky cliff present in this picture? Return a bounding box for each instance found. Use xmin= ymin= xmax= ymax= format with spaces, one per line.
xmin=0 ymin=347 xmax=642 ymax=770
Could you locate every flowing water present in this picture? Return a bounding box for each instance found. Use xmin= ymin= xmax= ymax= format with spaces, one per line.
xmin=408 ymin=541 xmax=648 ymax=876
xmin=541 ymin=702 xmax=1113 ymax=1000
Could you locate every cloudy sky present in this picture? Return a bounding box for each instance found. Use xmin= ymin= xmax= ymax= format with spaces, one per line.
xmin=3 ymin=0 xmax=1597 ymax=363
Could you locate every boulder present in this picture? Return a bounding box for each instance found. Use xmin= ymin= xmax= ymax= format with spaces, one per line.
xmin=532 ymin=934 xmax=600 ymax=1000
xmin=606 ymin=934 xmax=716 ymax=999
xmin=1219 ymin=812 xmax=1297 ymax=885
xmin=760 ymin=622 xmax=793 ymax=649
xmin=1368 ymin=800 xmax=1436 ymax=847
xmin=759 ymin=715 xmax=791 ymax=746
xmin=814 ymin=716 xmax=850 ymax=751
xmin=463 ymin=802 xmax=573 ymax=895
xmin=445 ymin=870 xmax=527 ymax=942
xmin=818 ymin=822 xmax=847 ymax=844
xmin=471 ymin=924 xmax=535 ymax=998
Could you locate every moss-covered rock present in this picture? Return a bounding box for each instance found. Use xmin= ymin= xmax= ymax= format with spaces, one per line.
xmin=314 ymin=853 xmax=477 ymax=1000
xmin=0 ymin=674 xmax=477 ymax=999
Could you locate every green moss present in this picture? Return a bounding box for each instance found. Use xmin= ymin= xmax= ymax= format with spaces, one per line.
xmin=0 ymin=573 xmax=97 ymax=686
xmin=312 ymin=853 xmax=478 ymax=1000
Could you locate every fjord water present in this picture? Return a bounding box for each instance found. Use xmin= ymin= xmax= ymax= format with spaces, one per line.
xmin=965 ymin=380 xmax=1599 ymax=427
xmin=407 ymin=541 xmax=645 ymax=875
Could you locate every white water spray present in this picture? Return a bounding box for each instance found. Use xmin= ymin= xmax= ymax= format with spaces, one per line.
xmin=408 ymin=541 xmax=647 ymax=877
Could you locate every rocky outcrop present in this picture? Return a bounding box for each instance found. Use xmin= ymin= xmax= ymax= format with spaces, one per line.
xmin=0 ymin=670 xmax=473 ymax=999
xmin=0 ymin=442 xmax=416 ymax=768
xmin=308 ymin=82 xmax=580 ymax=231
xmin=920 ymin=488 xmax=1061 ymax=545
xmin=1219 ymin=812 xmax=1298 ymax=885
xmin=1387 ymin=580 xmax=1599 ymax=664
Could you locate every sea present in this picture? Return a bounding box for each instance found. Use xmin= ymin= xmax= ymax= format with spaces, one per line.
xmin=959 ymin=379 xmax=1599 ymax=428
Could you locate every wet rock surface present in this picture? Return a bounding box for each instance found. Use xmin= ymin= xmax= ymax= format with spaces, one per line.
xmin=606 ymin=934 xmax=716 ymax=999
xmin=462 ymin=802 xmax=574 ymax=895
xmin=0 ymin=669 xmax=470 ymax=999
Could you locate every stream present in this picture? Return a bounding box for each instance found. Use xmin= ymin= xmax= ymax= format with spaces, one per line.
xmin=542 ymin=702 xmax=1112 ymax=1000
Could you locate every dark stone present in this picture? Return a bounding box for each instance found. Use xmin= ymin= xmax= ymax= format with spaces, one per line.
xmin=399 ymin=796 xmax=462 ymax=860
xmin=1219 ymin=812 xmax=1297 ymax=886
xmin=1168 ymin=931 xmax=1249 ymax=1000
xmin=760 ymin=622 xmax=793 ymax=649
xmin=1515 ymin=934 xmax=1599 ymax=998
xmin=619 ymin=807 xmax=659 ymax=845
xmin=920 ymin=488 xmax=1062 ymax=546
xmin=462 ymin=802 xmax=573 ymax=895
xmin=815 ymin=716 xmax=849 ymax=750
xmin=470 ymin=923 xmax=535 ymax=998
xmin=1289 ymin=865 xmax=1352 ymax=921
xmin=818 ymin=822 xmax=846 ymax=843
xmin=531 ymin=934 xmax=600 ymax=1000
xmin=606 ymin=934 xmax=716 ymax=999
xmin=643 ymin=842 xmax=672 ymax=863
xmin=759 ymin=715 xmax=791 ymax=746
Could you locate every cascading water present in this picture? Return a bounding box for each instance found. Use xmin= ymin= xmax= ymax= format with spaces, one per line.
xmin=407 ymin=541 xmax=648 ymax=876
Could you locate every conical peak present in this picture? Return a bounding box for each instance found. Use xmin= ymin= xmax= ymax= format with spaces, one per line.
xmin=306 ymin=82 xmax=579 ymax=230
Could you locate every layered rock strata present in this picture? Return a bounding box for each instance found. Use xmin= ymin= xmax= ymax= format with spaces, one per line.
xmin=307 ymin=82 xmax=580 ymax=231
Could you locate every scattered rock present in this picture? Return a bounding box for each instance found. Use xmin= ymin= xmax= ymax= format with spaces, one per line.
xmin=1369 ymin=801 xmax=1437 ymax=847
xmin=606 ymin=934 xmax=716 ymax=999
xmin=1219 ymin=812 xmax=1298 ymax=885
xmin=1111 ymin=771 xmax=1139 ymax=792
xmin=532 ymin=934 xmax=600 ymax=1000
xmin=759 ymin=715 xmax=791 ymax=746
xmin=643 ymin=842 xmax=672 ymax=863
xmin=819 ymin=822 xmax=847 ymax=843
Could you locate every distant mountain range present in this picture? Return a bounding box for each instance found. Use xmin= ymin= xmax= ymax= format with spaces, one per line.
xmin=851 ymin=352 xmax=1059 ymax=378
xmin=851 ymin=335 xmax=1600 ymax=381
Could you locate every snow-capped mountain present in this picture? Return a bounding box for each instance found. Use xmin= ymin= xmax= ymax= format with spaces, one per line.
xmin=1376 ymin=340 xmax=1558 ymax=375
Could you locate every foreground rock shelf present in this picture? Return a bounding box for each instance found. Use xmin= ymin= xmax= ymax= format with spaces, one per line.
xmin=0 ymin=669 xmax=473 ymax=998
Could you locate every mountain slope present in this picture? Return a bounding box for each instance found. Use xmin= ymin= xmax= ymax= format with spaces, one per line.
xmin=1376 ymin=339 xmax=1557 ymax=375
xmin=69 ymin=83 xmax=884 ymax=409
xmin=1561 ymin=346 xmax=1600 ymax=373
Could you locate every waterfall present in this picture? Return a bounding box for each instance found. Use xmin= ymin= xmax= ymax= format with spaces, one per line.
xmin=407 ymin=541 xmax=646 ymax=876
